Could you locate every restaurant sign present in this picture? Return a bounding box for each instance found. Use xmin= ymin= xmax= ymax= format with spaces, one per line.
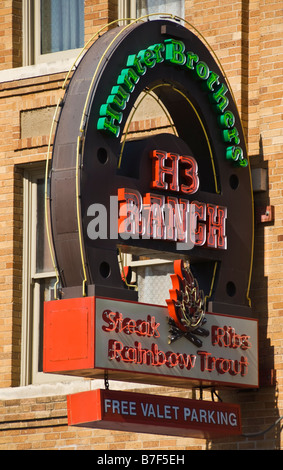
xmin=43 ymin=17 xmax=257 ymax=436
xmin=67 ymin=389 xmax=242 ymax=438
xmin=48 ymin=18 xmax=254 ymax=320
xmin=44 ymin=276 xmax=258 ymax=388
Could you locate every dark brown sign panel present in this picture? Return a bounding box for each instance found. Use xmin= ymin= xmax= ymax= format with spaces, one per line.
xmin=49 ymin=19 xmax=254 ymax=318
xmin=67 ymin=389 xmax=242 ymax=438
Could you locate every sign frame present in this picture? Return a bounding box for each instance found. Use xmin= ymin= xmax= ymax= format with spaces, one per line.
xmin=49 ymin=18 xmax=254 ymax=320
xmin=67 ymin=388 xmax=242 ymax=438
xmin=43 ymin=295 xmax=259 ymax=389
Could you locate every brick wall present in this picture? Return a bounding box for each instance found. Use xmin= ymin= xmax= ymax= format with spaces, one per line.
xmin=0 ymin=388 xmax=210 ymax=450
xmin=0 ymin=0 xmax=282 ymax=450
xmin=0 ymin=386 xmax=281 ymax=450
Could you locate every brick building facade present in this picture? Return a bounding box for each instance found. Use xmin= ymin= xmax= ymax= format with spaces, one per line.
xmin=0 ymin=0 xmax=282 ymax=450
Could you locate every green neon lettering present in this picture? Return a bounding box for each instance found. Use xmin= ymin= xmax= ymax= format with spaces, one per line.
xmin=138 ymin=48 xmax=156 ymax=68
xmin=97 ymin=38 xmax=248 ymax=170
xmin=218 ymin=111 xmax=235 ymax=128
xmin=148 ymin=43 xmax=165 ymax=63
xmin=117 ymin=67 xmax=139 ymax=93
xmin=195 ymin=61 xmax=210 ymax=80
xmin=210 ymin=83 xmax=229 ymax=113
xmin=97 ymin=116 xmax=120 ymax=137
xmin=204 ymin=71 xmax=220 ymax=91
xmin=185 ymin=51 xmax=199 ymax=70
xmin=98 ymin=104 xmax=122 ymax=137
xmin=107 ymin=85 xmax=130 ymax=111
xmin=226 ymin=146 xmax=247 ymax=167
xmin=239 ymin=157 xmax=248 ymax=167
xmin=165 ymin=39 xmax=186 ymax=65
xmin=223 ymin=127 xmax=240 ymax=145
xmin=126 ymin=54 xmax=147 ymax=76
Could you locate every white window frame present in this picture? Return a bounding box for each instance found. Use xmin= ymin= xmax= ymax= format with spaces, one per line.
xmin=22 ymin=0 xmax=84 ymax=66
xmin=120 ymin=0 xmax=184 ymax=20
xmin=118 ymin=0 xmax=136 ymax=22
xmin=21 ymin=166 xmax=80 ymax=385
xmin=20 ymin=167 xmax=171 ymax=385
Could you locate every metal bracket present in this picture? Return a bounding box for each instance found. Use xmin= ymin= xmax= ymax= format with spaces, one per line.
xmin=255 ymin=205 xmax=274 ymax=224
xmin=104 ymin=370 xmax=109 ymax=390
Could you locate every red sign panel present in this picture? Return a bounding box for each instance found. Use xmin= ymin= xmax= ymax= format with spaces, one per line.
xmin=43 ymin=296 xmax=258 ymax=389
xmin=67 ymin=389 xmax=242 ymax=439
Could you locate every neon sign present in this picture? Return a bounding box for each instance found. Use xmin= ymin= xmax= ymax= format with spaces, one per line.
xmin=49 ymin=18 xmax=254 ymax=318
xmin=97 ymin=38 xmax=247 ymax=167
xmin=44 ymin=295 xmax=258 ymax=388
xmin=101 ymin=305 xmax=251 ymax=380
xmin=44 ymin=18 xmax=257 ymax=437
xmin=118 ymin=151 xmax=227 ymax=249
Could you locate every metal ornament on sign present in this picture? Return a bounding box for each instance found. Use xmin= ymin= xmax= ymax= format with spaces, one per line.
xmin=166 ymin=260 xmax=209 ymax=347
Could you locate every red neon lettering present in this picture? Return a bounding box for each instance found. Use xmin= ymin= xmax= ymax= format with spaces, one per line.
xmin=165 ymin=350 xmax=196 ymax=370
xmin=142 ymin=193 xmax=165 ymax=239
xmin=116 ymin=187 xmax=228 ymax=250
xmin=228 ymin=359 xmax=242 ymax=376
xmin=102 ymin=310 xmax=160 ymax=338
xmin=108 ymin=340 xmax=196 ymax=370
xmin=118 ymin=188 xmax=142 ymax=235
xmin=197 ymin=351 xmax=249 ymax=377
xmin=239 ymin=356 xmax=249 ymax=376
xmin=163 ymin=202 xmax=175 ymax=241
xmin=152 ymin=344 xmax=167 ymax=366
xmin=211 ymin=325 xmax=252 ymax=350
xmin=179 ymin=155 xmax=199 ymax=194
xmin=211 ymin=326 xmax=230 ymax=347
xmin=216 ymin=358 xmax=230 ymax=375
xmin=207 ymin=204 xmax=227 ymax=249
xmin=167 ymin=196 xmax=189 ymax=243
xmin=102 ymin=309 xmax=117 ymax=332
xmin=198 ymin=351 xmax=215 ymax=372
xmin=241 ymin=335 xmax=252 ymax=351
xmin=150 ymin=150 xmax=179 ymax=192
xmin=190 ymin=201 xmax=206 ymax=246
xmin=150 ymin=150 xmax=199 ymax=195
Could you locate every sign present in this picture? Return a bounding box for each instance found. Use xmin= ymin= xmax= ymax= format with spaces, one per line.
xmin=43 ymin=295 xmax=258 ymax=388
xmin=43 ymin=17 xmax=257 ymax=436
xmin=116 ymin=151 xmax=228 ymax=250
xmin=49 ymin=18 xmax=254 ymax=320
xmin=67 ymin=389 xmax=242 ymax=438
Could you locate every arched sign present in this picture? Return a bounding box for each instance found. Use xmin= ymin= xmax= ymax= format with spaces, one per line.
xmin=50 ymin=18 xmax=254 ymax=318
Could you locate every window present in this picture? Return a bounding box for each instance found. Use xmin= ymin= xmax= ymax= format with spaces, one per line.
xmin=136 ymin=0 xmax=184 ymax=18
xmin=21 ymin=167 xmax=86 ymax=386
xmin=23 ymin=0 xmax=85 ymax=66
xmin=21 ymin=168 xmax=57 ymax=385
xmin=40 ymin=0 xmax=84 ymax=55
xmin=119 ymin=0 xmax=184 ymax=20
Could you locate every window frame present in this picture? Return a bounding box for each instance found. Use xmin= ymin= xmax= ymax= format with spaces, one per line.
xmin=22 ymin=0 xmax=84 ymax=66
xmin=21 ymin=166 xmax=70 ymax=385
xmin=129 ymin=0 xmax=184 ymax=19
xmin=118 ymin=0 xmax=136 ymax=22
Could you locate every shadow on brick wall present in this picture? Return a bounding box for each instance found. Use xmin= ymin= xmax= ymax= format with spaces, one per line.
xmin=207 ymin=138 xmax=281 ymax=450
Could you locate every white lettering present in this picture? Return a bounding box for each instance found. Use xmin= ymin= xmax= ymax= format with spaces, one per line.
xmin=140 ymin=402 xmax=179 ymax=419
xmin=104 ymin=398 xmax=137 ymax=416
xmin=184 ymin=407 xmax=238 ymax=427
